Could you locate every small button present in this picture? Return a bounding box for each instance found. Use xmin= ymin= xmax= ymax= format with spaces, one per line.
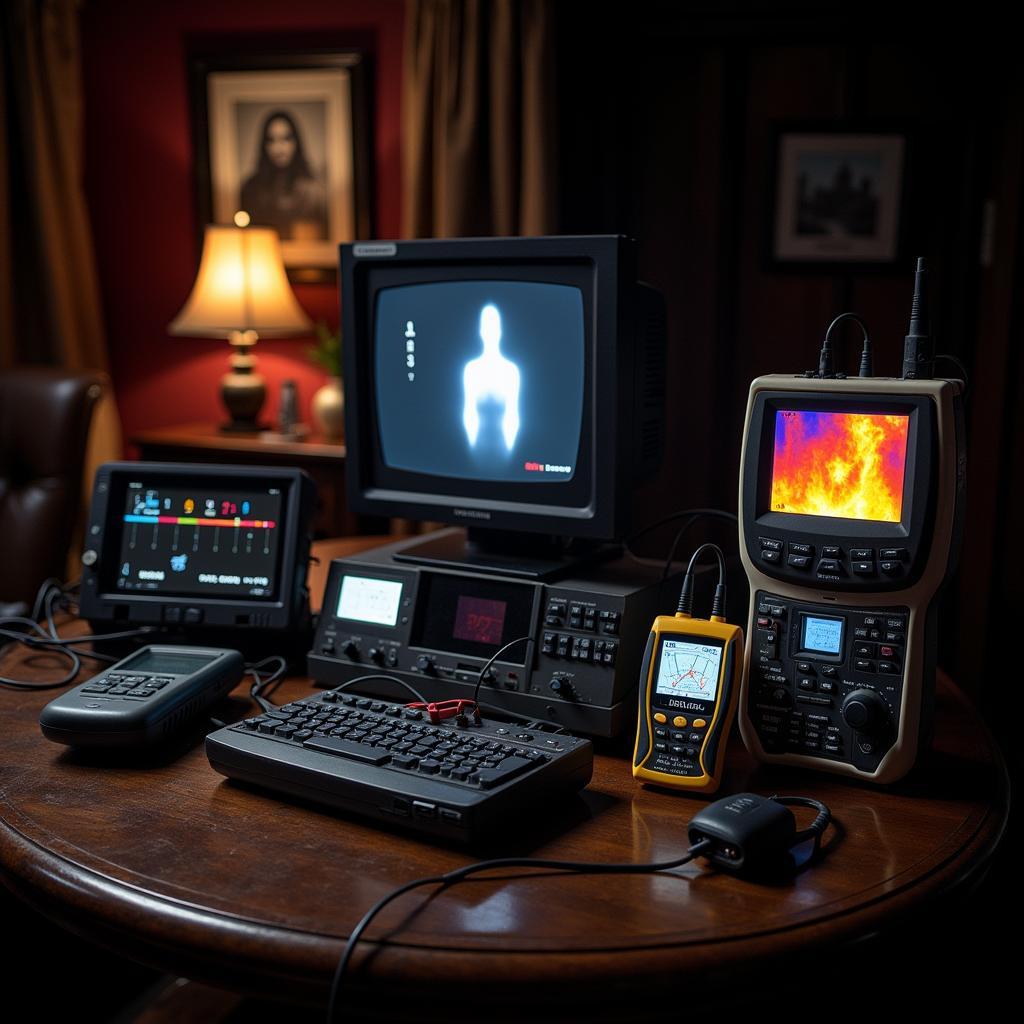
xmin=862 ymin=616 xmax=879 ymax=626
xmin=880 ymin=561 xmax=901 ymax=575
xmin=692 ymin=718 xmax=706 ymax=728
xmin=818 ymin=680 xmax=835 ymax=693
xmin=850 ymin=548 xmax=874 ymax=560
xmin=822 ymin=545 xmax=841 ymax=558
xmin=852 ymin=561 xmax=875 ymax=575
xmin=878 ymin=661 xmax=900 ymax=674
xmin=854 ymin=659 xmax=875 ymax=672
xmin=880 ymin=548 xmax=907 ymax=561
xmin=885 ymin=616 xmax=907 ymax=630
xmin=854 ymin=627 xmax=870 ymax=639
xmin=761 ymin=550 xmax=781 ymax=564
xmin=885 ymin=631 xmax=905 ymax=643
xmin=797 ymin=678 xmax=816 ymax=691
xmin=854 ymin=642 xmax=876 ymax=657
xmin=184 ymin=607 xmax=203 ymax=625
xmin=787 ymin=555 xmax=811 ymax=568
xmin=816 ymin=559 xmax=843 ymax=575
xmin=789 ymin=543 xmax=813 ymax=556
xmin=689 ymin=732 xmax=702 ymax=744
xmin=672 ymin=715 xmax=688 ymax=728
xmin=819 ymin=665 xmax=838 ymax=678
xmin=796 ymin=661 xmax=814 ymax=674
xmin=759 ymin=538 xmax=783 ymax=552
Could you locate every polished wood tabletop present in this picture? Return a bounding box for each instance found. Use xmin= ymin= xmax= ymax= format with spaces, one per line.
xmin=0 ymin=541 xmax=1009 ymax=1019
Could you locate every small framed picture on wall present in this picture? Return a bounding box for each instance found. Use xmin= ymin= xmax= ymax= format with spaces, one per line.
xmin=769 ymin=129 xmax=907 ymax=268
xmin=189 ymin=51 xmax=372 ymax=282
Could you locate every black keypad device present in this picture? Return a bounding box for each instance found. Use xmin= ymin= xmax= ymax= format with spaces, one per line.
xmin=747 ymin=592 xmax=908 ymax=774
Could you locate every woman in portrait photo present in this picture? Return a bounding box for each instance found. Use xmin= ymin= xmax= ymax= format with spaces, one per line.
xmin=240 ymin=110 xmax=328 ymax=241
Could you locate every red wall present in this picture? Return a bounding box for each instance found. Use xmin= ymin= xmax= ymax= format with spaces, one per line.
xmin=79 ymin=0 xmax=405 ymax=444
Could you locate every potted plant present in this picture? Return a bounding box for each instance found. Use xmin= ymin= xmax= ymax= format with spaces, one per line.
xmin=308 ymin=321 xmax=344 ymax=440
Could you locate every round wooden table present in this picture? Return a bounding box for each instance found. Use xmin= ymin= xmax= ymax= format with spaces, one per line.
xmin=0 ymin=549 xmax=1009 ymax=1020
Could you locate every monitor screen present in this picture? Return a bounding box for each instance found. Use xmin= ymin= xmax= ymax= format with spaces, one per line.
xmin=373 ymin=280 xmax=585 ymax=483
xmin=769 ymin=409 xmax=910 ymax=523
xmin=654 ymin=637 xmax=723 ymax=703
xmin=111 ymin=480 xmax=284 ymax=600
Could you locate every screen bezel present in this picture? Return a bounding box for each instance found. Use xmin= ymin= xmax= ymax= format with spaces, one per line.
xmin=342 ymin=236 xmax=632 ymax=540
xmin=745 ymin=391 xmax=934 ymax=543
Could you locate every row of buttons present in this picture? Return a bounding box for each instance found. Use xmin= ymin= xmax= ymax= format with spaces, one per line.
xmin=759 ymin=537 xmax=909 ymax=578
xmin=163 ymin=607 xmax=204 ymax=625
xmin=544 ymin=602 xmax=620 ymax=635
xmin=80 ymin=672 xmax=176 ymax=698
xmin=653 ymin=712 xmax=707 ymax=728
xmin=541 ymin=632 xmax=618 ymax=665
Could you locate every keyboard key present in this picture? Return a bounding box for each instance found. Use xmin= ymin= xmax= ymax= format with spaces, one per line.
xmin=392 ymin=754 xmax=419 ymax=769
xmin=418 ymin=759 xmax=441 ymax=774
xmin=472 ymin=756 xmax=534 ymax=789
xmin=303 ymin=736 xmax=392 ymax=765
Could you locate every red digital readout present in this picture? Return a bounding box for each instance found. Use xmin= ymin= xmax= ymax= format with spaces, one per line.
xmin=453 ymin=596 xmax=507 ymax=646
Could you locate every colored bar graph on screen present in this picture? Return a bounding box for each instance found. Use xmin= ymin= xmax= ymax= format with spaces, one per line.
xmin=123 ymin=515 xmax=277 ymax=528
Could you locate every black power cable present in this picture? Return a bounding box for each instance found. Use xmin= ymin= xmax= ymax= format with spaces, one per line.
xmin=326 ymin=837 xmax=714 ymax=1023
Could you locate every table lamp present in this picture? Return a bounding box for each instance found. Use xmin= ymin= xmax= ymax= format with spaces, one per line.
xmin=169 ymin=221 xmax=312 ymax=432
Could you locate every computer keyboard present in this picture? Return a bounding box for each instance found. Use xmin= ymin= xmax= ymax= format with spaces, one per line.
xmin=206 ymin=691 xmax=594 ymax=841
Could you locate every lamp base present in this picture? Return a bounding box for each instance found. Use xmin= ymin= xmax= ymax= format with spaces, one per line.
xmin=221 ymin=367 xmax=266 ymax=433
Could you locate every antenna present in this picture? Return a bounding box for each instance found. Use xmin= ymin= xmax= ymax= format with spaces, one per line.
xmin=901 ymin=257 xmax=933 ymax=379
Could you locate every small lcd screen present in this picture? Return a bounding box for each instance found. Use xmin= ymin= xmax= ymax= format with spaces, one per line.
xmin=114 ymin=482 xmax=283 ymax=599
xmin=453 ymin=596 xmax=507 ymax=645
xmin=654 ymin=638 xmax=723 ymax=703
xmin=116 ymin=649 xmax=216 ymax=675
xmin=337 ymin=576 xmax=404 ymax=626
xmin=770 ymin=410 xmax=910 ymax=522
xmin=801 ymin=615 xmax=844 ymax=655
xmin=374 ymin=280 xmax=585 ymax=483
xmin=412 ymin=573 xmax=533 ymax=661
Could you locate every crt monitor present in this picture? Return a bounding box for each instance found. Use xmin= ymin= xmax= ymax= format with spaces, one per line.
xmin=341 ymin=236 xmax=666 ymax=548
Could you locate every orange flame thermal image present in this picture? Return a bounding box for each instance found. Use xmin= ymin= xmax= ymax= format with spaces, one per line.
xmin=770 ymin=411 xmax=909 ymax=522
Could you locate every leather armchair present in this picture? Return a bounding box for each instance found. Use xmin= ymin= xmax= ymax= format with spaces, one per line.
xmin=0 ymin=367 xmax=103 ymax=613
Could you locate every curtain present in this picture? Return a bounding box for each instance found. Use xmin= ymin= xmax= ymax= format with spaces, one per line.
xmin=403 ymin=0 xmax=558 ymax=238
xmin=0 ymin=0 xmax=122 ymax=464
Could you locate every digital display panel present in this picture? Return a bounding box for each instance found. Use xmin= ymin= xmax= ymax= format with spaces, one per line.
xmin=452 ymin=596 xmax=507 ymax=645
xmin=801 ymin=614 xmax=844 ymax=656
xmin=116 ymin=649 xmax=218 ymax=675
xmin=374 ymin=280 xmax=585 ymax=484
xmin=770 ymin=410 xmax=910 ymax=522
xmin=114 ymin=483 xmax=283 ymax=599
xmin=654 ymin=638 xmax=723 ymax=703
xmin=336 ymin=576 xmax=404 ymax=626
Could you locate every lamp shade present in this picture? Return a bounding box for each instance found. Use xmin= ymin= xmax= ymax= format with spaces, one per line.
xmin=168 ymin=225 xmax=312 ymax=338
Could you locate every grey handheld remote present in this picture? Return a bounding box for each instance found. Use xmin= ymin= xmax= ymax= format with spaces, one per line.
xmin=39 ymin=645 xmax=244 ymax=748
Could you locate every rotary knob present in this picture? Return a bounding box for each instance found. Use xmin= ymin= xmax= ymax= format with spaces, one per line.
xmin=368 ymin=647 xmax=384 ymax=665
xmin=416 ymin=655 xmax=436 ymax=675
xmin=341 ymin=640 xmax=360 ymax=661
xmin=841 ymin=689 xmax=890 ymax=734
xmin=549 ymin=676 xmax=574 ymax=699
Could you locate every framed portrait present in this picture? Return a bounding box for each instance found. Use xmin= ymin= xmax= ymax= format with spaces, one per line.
xmin=189 ymin=51 xmax=372 ymax=282
xmin=769 ymin=130 xmax=906 ymax=267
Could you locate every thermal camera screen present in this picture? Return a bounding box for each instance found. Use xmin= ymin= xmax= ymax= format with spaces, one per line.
xmin=769 ymin=410 xmax=910 ymax=522
xmin=373 ymin=280 xmax=585 ymax=483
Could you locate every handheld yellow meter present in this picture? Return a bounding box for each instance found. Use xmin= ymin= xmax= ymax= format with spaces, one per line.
xmin=633 ymin=545 xmax=744 ymax=793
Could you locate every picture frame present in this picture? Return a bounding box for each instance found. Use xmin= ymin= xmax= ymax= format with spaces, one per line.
xmin=189 ymin=51 xmax=372 ymax=283
xmin=769 ymin=128 xmax=907 ymax=268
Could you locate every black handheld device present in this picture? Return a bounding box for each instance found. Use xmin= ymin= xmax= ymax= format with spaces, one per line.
xmin=39 ymin=645 xmax=244 ymax=748
xmin=79 ymin=462 xmax=316 ymax=639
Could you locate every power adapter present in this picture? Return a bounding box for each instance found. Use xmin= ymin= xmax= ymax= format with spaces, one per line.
xmin=687 ymin=792 xmax=831 ymax=874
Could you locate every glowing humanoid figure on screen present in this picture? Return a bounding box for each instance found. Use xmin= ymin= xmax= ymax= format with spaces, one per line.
xmin=462 ymin=304 xmax=521 ymax=451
